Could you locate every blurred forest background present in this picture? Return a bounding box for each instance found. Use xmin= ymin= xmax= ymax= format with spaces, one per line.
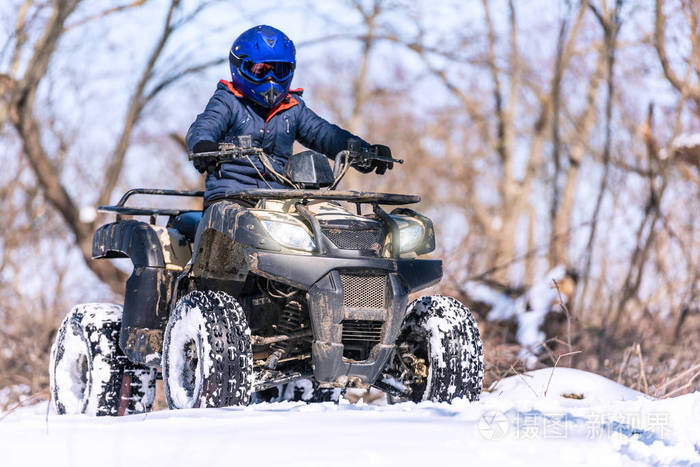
xmin=1 ymin=0 xmax=699 ymax=410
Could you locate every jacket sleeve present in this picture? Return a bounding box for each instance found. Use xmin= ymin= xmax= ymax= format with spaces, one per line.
xmin=186 ymin=86 xmax=238 ymax=152
xmin=295 ymin=99 xmax=368 ymax=159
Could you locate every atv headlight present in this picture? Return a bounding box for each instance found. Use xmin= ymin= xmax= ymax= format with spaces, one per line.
xmin=397 ymin=219 xmax=424 ymax=253
xmin=261 ymin=220 xmax=315 ymax=252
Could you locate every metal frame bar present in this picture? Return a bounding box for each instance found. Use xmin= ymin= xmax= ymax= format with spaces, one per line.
xmin=295 ymin=202 xmax=327 ymax=255
xmin=114 ymin=188 xmax=204 ymax=207
xmin=228 ymin=189 xmax=420 ymax=205
xmin=373 ymin=204 xmax=401 ymax=257
xmin=98 ymin=188 xmax=205 ymax=217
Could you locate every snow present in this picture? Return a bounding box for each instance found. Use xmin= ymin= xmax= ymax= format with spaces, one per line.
xmin=425 ymin=315 xmax=452 ymax=368
xmin=671 ymin=133 xmax=700 ymax=151
xmin=52 ymin=342 xmax=88 ymax=413
xmin=487 ymin=368 xmax=649 ymax=407
xmin=663 ymin=132 xmax=700 ymax=160
xmin=2 ymin=368 xmax=698 ymax=466
xmin=78 ymin=205 xmax=97 ymax=223
xmin=280 ymin=378 xmax=314 ymax=401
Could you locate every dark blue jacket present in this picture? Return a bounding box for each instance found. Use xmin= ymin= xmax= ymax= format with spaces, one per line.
xmin=186 ymin=80 xmax=367 ymax=201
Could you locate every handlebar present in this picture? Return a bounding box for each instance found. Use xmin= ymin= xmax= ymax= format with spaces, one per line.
xmin=187 ymin=136 xmax=403 ymax=190
xmin=187 ymin=140 xmax=403 ymax=166
xmin=187 ymin=136 xmax=264 ymax=165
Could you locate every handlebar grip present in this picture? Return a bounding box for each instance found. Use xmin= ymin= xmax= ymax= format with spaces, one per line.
xmin=188 ymin=151 xmax=219 ymax=160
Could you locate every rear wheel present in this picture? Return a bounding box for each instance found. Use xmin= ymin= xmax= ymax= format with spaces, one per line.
xmin=49 ymin=303 xmax=156 ymax=416
xmin=383 ymin=295 xmax=483 ymax=403
xmin=162 ymin=290 xmax=253 ymax=409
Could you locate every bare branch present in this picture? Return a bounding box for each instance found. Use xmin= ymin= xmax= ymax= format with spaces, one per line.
xmin=8 ymin=0 xmax=127 ymax=291
xmin=481 ymin=0 xmax=508 ymax=166
xmin=548 ymin=13 xmax=570 ymax=267
xmin=654 ymin=0 xmax=700 ymax=98
xmin=64 ymin=0 xmax=148 ymax=31
xmin=11 ymin=0 xmax=83 ymax=229
xmin=96 ymin=0 xmax=181 ymax=207
xmin=14 ymin=0 xmax=80 ymax=101
xmin=608 ymin=105 xmax=667 ymax=335
xmin=580 ymin=0 xmax=624 ymax=305
xmin=343 ymin=0 xmax=382 ymax=133
xmin=144 ymin=57 xmax=226 ymax=103
xmin=9 ymin=0 xmax=32 ymax=77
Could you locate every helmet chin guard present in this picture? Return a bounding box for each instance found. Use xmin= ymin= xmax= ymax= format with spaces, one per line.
xmin=260 ymin=83 xmax=283 ymax=107
xmin=229 ymin=25 xmax=296 ymax=108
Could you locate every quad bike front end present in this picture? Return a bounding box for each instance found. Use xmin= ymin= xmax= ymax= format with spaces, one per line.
xmin=182 ymin=189 xmax=443 ymax=393
xmin=232 ymin=192 xmax=443 ymax=388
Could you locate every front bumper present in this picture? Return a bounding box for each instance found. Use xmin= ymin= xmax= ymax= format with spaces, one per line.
xmin=245 ymin=251 xmax=442 ymax=385
xmin=244 ymin=250 xmax=442 ymax=292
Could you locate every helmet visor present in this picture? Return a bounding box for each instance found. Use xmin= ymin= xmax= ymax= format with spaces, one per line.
xmin=241 ymin=60 xmax=294 ymax=82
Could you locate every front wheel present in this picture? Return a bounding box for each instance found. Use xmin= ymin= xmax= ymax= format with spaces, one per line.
xmin=162 ymin=290 xmax=253 ymax=409
xmin=49 ymin=303 xmax=156 ymax=416
xmin=382 ymin=295 xmax=483 ymax=403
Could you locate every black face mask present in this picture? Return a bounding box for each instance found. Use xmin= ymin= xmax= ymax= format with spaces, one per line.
xmin=261 ymin=84 xmax=281 ymax=107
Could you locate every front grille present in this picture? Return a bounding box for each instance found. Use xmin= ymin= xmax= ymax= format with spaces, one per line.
xmin=341 ymin=320 xmax=383 ymax=343
xmin=322 ymin=228 xmax=383 ymax=252
xmin=339 ymin=273 xmax=387 ymax=309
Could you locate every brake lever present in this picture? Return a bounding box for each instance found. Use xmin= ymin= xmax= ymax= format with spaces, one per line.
xmin=372 ymin=155 xmax=404 ymax=164
xmin=348 ymin=151 xmax=404 ymax=167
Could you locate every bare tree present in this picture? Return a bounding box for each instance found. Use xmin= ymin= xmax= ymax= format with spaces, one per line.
xmin=579 ymin=0 xmax=624 ymax=308
xmin=1 ymin=0 xmax=224 ymax=293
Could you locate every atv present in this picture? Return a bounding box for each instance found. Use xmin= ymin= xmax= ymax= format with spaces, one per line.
xmin=49 ymin=137 xmax=483 ymax=415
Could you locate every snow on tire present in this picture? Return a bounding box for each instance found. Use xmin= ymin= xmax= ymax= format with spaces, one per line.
xmin=162 ymin=290 xmax=253 ymax=409
xmin=49 ymin=303 xmax=156 ymax=416
xmin=388 ymin=295 xmax=483 ymax=403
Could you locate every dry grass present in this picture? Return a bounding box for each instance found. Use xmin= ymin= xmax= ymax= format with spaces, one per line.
xmin=478 ymin=303 xmax=700 ymax=399
xmin=0 ymin=305 xmax=61 ymax=411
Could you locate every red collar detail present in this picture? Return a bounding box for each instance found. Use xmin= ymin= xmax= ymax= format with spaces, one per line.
xmin=266 ymin=95 xmax=299 ymax=123
xmin=220 ymin=80 xmax=244 ymax=97
xmin=219 ymin=80 xmax=299 ymax=122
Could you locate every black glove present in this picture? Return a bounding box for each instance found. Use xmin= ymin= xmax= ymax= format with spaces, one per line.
xmin=369 ymin=144 xmax=393 ymax=175
xmin=192 ymin=140 xmax=219 ymax=174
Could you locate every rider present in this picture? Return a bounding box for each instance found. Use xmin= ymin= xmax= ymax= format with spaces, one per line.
xmin=120 ymin=26 xmax=395 ymax=365
xmin=186 ymin=25 xmax=392 ymax=203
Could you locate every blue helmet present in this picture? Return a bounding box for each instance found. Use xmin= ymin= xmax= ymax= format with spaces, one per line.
xmin=229 ymin=25 xmax=296 ymax=108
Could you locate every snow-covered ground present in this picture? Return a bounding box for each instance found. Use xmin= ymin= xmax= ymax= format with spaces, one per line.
xmin=1 ymin=368 xmax=698 ymax=466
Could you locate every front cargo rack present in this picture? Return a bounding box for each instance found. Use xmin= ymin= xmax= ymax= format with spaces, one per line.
xmin=229 ymin=189 xmax=421 ymax=205
xmin=97 ymin=188 xmax=421 ymax=217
